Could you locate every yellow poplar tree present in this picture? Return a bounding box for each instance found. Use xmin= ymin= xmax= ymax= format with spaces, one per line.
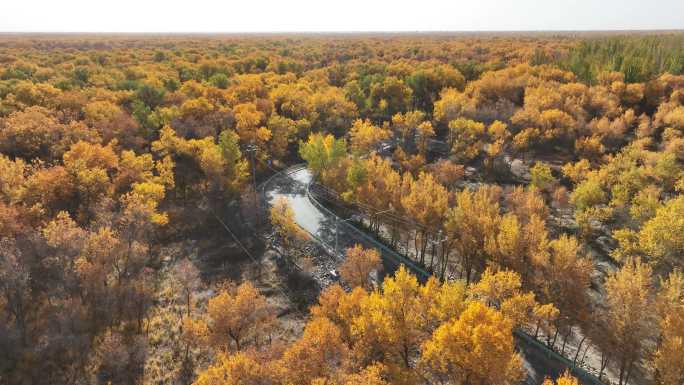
xmin=421 ymin=301 xmax=524 ymax=385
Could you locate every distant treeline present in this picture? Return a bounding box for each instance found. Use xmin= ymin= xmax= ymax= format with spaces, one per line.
xmin=554 ymin=34 xmax=684 ymax=83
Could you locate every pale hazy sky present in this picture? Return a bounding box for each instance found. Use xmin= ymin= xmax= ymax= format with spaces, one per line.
xmin=2 ymin=0 xmax=683 ymax=32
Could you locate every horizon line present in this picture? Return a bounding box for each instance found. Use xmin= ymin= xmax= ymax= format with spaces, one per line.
xmin=1 ymin=29 xmax=683 ymax=35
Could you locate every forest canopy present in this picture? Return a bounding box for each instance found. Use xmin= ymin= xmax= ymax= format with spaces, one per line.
xmin=0 ymin=32 xmax=683 ymax=385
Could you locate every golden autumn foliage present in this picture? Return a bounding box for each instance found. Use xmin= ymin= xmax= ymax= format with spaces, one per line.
xmin=193 ymin=351 xmax=271 ymax=385
xmin=339 ymin=244 xmax=382 ymax=290
xmin=206 ymin=281 xmax=276 ymax=351
xmin=1 ymin=33 xmax=683 ymax=385
xmin=349 ymin=119 xmax=391 ymax=155
xmin=653 ymin=308 xmax=684 ymax=385
xmin=421 ymin=301 xmax=524 ymax=385
xmin=604 ymin=259 xmax=656 ymax=385
xmin=280 ymin=316 xmax=349 ymax=384
xmin=270 ymin=197 xmax=310 ymax=261
xmin=653 ymin=270 xmax=684 ymax=385
xmin=542 ymin=371 xmax=581 ymax=385
xmin=195 ymin=266 xmax=521 ymax=385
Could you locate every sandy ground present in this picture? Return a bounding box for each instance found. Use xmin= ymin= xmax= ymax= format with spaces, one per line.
xmin=141 ymin=235 xmax=315 ymax=385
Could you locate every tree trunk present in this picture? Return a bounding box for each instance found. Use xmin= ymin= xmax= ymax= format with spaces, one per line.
xmin=551 ymin=328 xmax=560 ymax=348
xmin=599 ymin=351 xmax=609 ymax=381
xmin=430 ymin=240 xmax=436 ymax=271
xmin=573 ymin=335 xmax=587 ymax=365
xmin=230 ymin=330 xmax=242 ymax=351
xmin=625 ymin=360 xmax=634 ymax=385
xmin=440 ymin=249 xmax=450 ymax=281
xmin=420 ymin=231 xmax=429 ymax=265
xmin=580 ymin=344 xmax=590 ymax=365
xmin=464 ymin=260 xmax=473 ymax=285
xmin=390 ymin=227 xmax=396 ymax=248
xmin=618 ymin=356 xmax=627 ymax=385
xmin=561 ymin=329 xmax=571 ymax=356
xmin=414 ymin=232 xmax=420 ymax=262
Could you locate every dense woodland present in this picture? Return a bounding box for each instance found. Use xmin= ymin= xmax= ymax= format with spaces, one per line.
xmin=0 ymin=33 xmax=683 ymax=385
